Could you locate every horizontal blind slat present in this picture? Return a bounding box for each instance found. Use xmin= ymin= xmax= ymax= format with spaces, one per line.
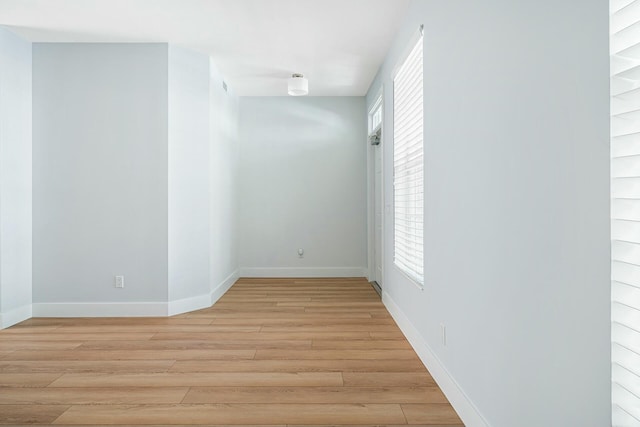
xmin=612 ymin=240 xmax=640 ymax=265
xmin=612 ymin=178 xmax=640 ymax=198
xmin=612 ymin=260 xmax=640 ymax=287
xmin=612 ymin=154 xmax=640 ymax=178
xmin=613 ymin=342 xmax=640 ymax=374
xmin=612 ymin=131 xmax=640 ymax=158
xmin=612 ymin=198 xmax=640 ymax=221
xmin=612 ymin=218 xmax=640 ymax=243
xmin=612 ymin=384 xmax=640 ymax=424
xmin=613 ymin=321 xmax=640 ymax=355
xmin=612 ymin=402 xmax=640 ymax=427
xmin=612 ymin=281 xmax=640 ymax=310
xmin=613 ymin=301 xmax=640 ymax=328
xmin=613 ymin=363 xmax=640 ymax=402
xmin=612 ymin=0 xmax=637 ymax=15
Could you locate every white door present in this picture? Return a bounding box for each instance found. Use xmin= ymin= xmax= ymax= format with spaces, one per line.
xmin=369 ymin=96 xmax=383 ymax=289
xmin=374 ymin=141 xmax=383 ymax=287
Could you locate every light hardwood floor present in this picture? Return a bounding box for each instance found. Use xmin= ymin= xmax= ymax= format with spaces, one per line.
xmin=0 ymin=277 xmax=464 ymax=426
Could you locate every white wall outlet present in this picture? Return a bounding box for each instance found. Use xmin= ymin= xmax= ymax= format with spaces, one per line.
xmin=297 ymin=248 xmax=304 ymax=258
xmin=440 ymin=323 xmax=446 ymax=346
xmin=115 ymin=275 xmax=124 ymax=288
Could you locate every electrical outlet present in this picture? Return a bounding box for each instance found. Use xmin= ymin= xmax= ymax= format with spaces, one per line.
xmin=440 ymin=323 xmax=446 ymax=346
xmin=115 ymin=275 xmax=124 ymax=288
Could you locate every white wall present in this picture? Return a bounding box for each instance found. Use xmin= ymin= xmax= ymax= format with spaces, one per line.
xmin=33 ymin=43 xmax=170 ymax=306
xmin=367 ymin=1 xmax=610 ymax=426
xmin=238 ymin=96 xmax=367 ymax=277
xmin=168 ymin=46 xmax=210 ymax=304
xmin=0 ymin=27 xmax=32 ymax=328
xmin=209 ymin=61 xmax=240 ymax=292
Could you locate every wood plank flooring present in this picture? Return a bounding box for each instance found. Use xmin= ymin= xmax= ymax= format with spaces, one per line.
xmin=0 ymin=277 xmax=463 ymax=426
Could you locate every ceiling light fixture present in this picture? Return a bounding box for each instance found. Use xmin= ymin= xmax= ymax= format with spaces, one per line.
xmin=288 ymin=73 xmax=308 ymax=96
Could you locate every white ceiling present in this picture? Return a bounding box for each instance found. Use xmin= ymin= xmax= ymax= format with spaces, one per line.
xmin=0 ymin=0 xmax=410 ymax=96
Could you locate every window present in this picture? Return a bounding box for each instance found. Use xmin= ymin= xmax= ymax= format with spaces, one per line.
xmin=393 ymin=33 xmax=423 ymax=286
xmin=611 ymin=0 xmax=640 ymax=425
xmin=369 ymin=97 xmax=382 ymax=145
xmin=370 ymin=101 xmax=382 ymax=134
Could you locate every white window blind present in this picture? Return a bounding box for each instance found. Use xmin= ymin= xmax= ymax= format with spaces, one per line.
xmin=611 ymin=1 xmax=640 ymax=425
xmin=393 ymin=34 xmax=424 ymax=286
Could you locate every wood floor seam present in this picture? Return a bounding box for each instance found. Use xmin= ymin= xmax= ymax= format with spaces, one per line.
xmin=40 ymin=404 xmax=72 ymax=425
xmin=44 ymin=373 xmax=64 ymax=388
xmin=178 ymin=387 xmax=191 ymax=404
xmin=400 ymin=401 xmax=410 ymax=425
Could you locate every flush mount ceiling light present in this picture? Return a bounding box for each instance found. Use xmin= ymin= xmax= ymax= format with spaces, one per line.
xmin=288 ymin=73 xmax=308 ymax=96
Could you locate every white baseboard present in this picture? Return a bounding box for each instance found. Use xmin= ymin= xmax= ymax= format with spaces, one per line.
xmin=165 ymin=270 xmax=239 ymax=316
xmin=30 ymin=271 xmax=241 ymax=319
xmin=239 ymin=267 xmax=366 ymax=278
xmin=382 ymin=291 xmax=490 ymax=427
xmin=32 ymin=302 xmax=168 ymax=317
xmin=210 ymin=270 xmax=238 ymax=305
xmin=167 ymin=293 xmax=211 ymax=316
xmin=0 ymin=304 xmax=33 ymax=329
